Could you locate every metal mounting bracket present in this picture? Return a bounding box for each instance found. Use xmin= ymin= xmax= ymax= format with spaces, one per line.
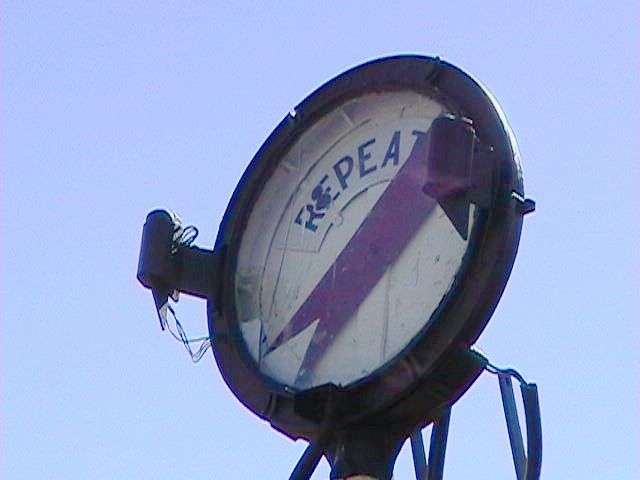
xmin=137 ymin=209 xmax=219 ymax=328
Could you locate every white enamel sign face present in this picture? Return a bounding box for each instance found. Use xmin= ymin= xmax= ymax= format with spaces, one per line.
xmin=235 ymin=91 xmax=474 ymax=390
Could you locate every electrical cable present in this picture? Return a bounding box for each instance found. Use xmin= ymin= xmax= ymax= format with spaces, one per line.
xmin=159 ymin=218 xmax=212 ymax=363
xmin=163 ymin=304 xmax=214 ymax=364
xmin=471 ymin=346 xmax=529 ymax=385
xmin=485 ymin=361 xmax=528 ymax=386
xmin=178 ymin=225 xmax=199 ymax=247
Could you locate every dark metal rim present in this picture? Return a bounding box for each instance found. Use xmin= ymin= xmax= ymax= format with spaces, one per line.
xmin=209 ymin=54 xmax=524 ymax=439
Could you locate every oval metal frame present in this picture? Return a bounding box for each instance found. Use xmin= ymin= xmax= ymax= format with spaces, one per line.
xmin=208 ymin=55 xmax=525 ymax=440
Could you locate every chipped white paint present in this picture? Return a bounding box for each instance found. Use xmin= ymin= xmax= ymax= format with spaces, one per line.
xmin=235 ymin=91 xmax=473 ymax=389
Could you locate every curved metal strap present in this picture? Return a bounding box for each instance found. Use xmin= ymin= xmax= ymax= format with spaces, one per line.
xmin=498 ymin=375 xmax=542 ymax=480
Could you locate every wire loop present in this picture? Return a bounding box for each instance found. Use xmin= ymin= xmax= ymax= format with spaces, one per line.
xmin=162 ymin=304 xmax=213 ymax=363
xmin=486 ymin=363 xmax=528 ymax=386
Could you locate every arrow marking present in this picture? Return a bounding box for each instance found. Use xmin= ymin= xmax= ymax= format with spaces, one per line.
xmin=266 ymin=116 xmax=476 ymax=384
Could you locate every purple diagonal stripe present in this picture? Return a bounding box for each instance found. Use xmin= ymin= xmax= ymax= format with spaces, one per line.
xmin=268 ymin=131 xmax=438 ymax=377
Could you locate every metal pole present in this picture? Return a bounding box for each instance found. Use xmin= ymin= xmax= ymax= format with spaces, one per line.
xmin=498 ymin=375 xmax=526 ymax=479
xmin=427 ymin=408 xmax=451 ymax=480
xmin=521 ymin=383 xmax=542 ymax=480
xmin=327 ymin=424 xmax=406 ymax=480
xmin=498 ymin=374 xmax=542 ymax=480
xmin=410 ymin=430 xmax=428 ymax=480
xmin=289 ymin=441 xmax=327 ymax=480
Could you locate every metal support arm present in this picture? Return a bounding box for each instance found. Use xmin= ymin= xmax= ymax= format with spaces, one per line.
xmin=137 ymin=209 xmax=219 ymax=328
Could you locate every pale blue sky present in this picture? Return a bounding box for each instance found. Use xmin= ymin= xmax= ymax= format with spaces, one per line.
xmin=3 ymin=2 xmax=638 ymax=478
